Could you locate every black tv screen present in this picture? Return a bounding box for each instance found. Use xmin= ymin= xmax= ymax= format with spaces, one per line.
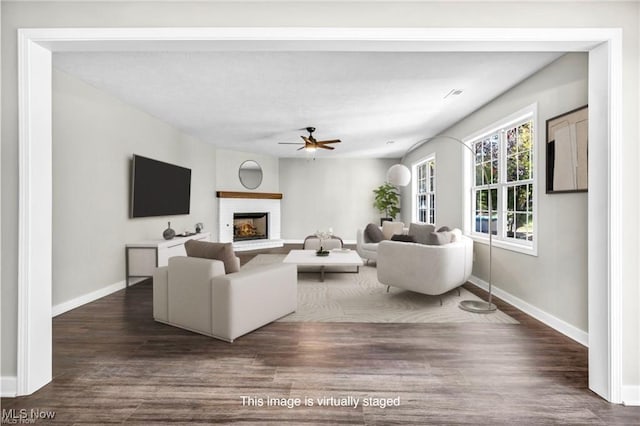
xmin=130 ymin=155 xmax=191 ymax=218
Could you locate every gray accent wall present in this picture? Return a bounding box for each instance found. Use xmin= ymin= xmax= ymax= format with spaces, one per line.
xmin=402 ymin=53 xmax=589 ymax=331
xmin=279 ymin=158 xmax=398 ymax=241
xmin=52 ymin=69 xmax=217 ymax=305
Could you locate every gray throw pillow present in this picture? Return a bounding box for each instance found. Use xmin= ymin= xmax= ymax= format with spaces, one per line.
xmin=184 ymin=240 xmax=240 ymax=274
xmin=425 ymin=231 xmax=453 ymax=246
xmin=437 ymin=226 xmax=451 ymax=232
xmin=364 ymin=223 xmax=385 ymax=243
xmin=408 ymin=222 xmax=436 ymax=245
xmin=390 ymin=234 xmax=415 ymax=243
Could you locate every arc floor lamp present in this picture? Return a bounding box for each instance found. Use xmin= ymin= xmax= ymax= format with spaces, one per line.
xmin=388 ymin=135 xmax=497 ymax=314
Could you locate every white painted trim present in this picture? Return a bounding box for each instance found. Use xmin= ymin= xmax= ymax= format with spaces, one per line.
xmin=607 ymin=30 xmax=624 ymax=406
xmin=52 ymin=280 xmax=128 ymax=317
xmin=468 ymin=275 xmax=588 ymax=347
xmin=17 ymin=31 xmax=53 ymax=397
xmin=15 ymin=26 xmax=623 ymax=402
xmin=622 ymin=386 xmax=640 ymax=406
xmin=1 ymin=377 xmax=18 ymax=398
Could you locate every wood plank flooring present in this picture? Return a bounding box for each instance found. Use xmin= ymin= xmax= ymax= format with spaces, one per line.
xmin=2 ymin=246 xmax=639 ymax=424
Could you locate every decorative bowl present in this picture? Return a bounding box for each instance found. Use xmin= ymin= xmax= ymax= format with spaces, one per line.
xmin=316 ymin=250 xmax=330 ymax=257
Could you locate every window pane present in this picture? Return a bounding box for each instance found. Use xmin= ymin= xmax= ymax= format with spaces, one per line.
xmin=506 ymin=211 xmax=515 ymax=237
xmin=482 ymin=138 xmax=492 ymax=162
xmin=419 ymin=210 xmax=426 ymax=223
xmin=516 ymin=185 xmax=528 ymax=211
xmin=518 ymin=151 xmax=531 ymax=180
xmin=507 ymin=186 xmax=515 ymax=210
xmin=475 ymin=141 xmax=483 ymax=163
xmin=490 ymin=188 xmax=498 ymax=211
xmin=475 ymin=165 xmax=484 ymax=186
xmin=429 ymin=193 xmax=435 ymax=209
xmin=483 ymin=162 xmax=492 ymax=185
xmin=429 ymin=209 xmax=435 ymax=224
xmin=491 ymin=160 xmax=499 ymax=184
xmin=490 ymin=134 xmax=499 ymax=160
xmin=476 ymin=190 xmax=487 ymax=211
xmin=518 ymin=121 xmax=532 ymax=152
xmin=507 ymin=154 xmax=517 ymax=182
xmin=429 ymin=176 xmax=434 ymax=192
xmin=528 ymin=184 xmax=533 ymax=209
xmin=507 ymin=127 xmax=517 ymax=155
xmin=515 ymin=213 xmax=528 ymax=240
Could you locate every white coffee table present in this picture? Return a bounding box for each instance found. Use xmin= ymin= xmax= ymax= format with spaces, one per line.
xmin=283 ymin=249 xmax=364 ymax=282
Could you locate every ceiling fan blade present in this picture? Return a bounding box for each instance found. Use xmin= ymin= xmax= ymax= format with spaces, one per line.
xmin=278 ymin=142 xmax=304 ymax=145
xmin=297 ymin=146 xmax=306 ymax=151
xmin=318 ymin=145 xmax=335 ymax=150
xmin=316 ymin=139 xmax=341 ymax=144
xmin=301 ymin=136 xmax=311 ymax=143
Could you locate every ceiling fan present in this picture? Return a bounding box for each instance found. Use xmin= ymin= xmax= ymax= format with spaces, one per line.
xmin=278 ymin=127 xmax=341 ymax=151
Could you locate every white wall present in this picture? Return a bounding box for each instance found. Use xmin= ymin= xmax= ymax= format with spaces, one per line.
xmin=279 ymin=158 xmax=398 ymax=241
xmin=52 ymin=68 xmax=217 ymax=306
xmin=216 ymin=149 xmax=279 ymax=192
xmin=403 ymin=53 xmax=589 ymax=330
xmin=1 ymin=0 xmax=638 ymax=391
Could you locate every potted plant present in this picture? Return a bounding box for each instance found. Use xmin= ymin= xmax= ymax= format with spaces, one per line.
xmin=373 ymin=183 xmax=401 ymax=225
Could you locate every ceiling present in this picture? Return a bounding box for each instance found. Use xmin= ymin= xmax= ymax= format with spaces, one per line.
xmin=53 ymin=51 xmax=563 ymax=158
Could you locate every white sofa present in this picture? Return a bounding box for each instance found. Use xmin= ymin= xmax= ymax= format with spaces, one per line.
xmin=376 ymin=236 xmax=473 ymax=297
xmin=153 ymin=256 xmax=297 ymax=342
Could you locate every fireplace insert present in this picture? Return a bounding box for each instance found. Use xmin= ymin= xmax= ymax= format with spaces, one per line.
xmin=233 ymin=212 xmax=268 ymax=241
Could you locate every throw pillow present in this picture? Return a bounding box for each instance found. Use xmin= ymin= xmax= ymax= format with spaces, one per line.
xmin=425 ymin=231 xmax=453 ymax=246
xmin=450 ymin=228 xmax=462 ymax=242
xmin=382 ymin=221 xmax=405 ymax=240
xmin=184 ymin=240 xmax=240 ymax=274
xmin=364 ymin=223 xmax=385 ymax=243
xmin=437 ymin=226 xmax=451 ymax=232
xmin=408 ymin=222 xmax=436 ymax=245
xmin=390 ymin=234 xmax=415 ymax=243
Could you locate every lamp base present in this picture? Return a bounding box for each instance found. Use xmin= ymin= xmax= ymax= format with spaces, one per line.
xmin=459 ymin=299 xmax=497 ymax=314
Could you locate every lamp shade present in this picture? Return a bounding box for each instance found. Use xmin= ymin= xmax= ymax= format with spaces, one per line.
xmin=386 ymin=164 xmax=411 ymax=186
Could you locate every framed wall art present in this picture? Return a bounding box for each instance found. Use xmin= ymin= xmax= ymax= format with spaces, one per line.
xmin=545 ymin=105 xmax=588 ymax=193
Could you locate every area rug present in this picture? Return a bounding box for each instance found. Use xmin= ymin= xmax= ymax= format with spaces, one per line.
xmin=243 ymin=254 xmax=518 ymax=324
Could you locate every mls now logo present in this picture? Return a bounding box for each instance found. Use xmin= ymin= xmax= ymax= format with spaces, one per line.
xmin=1 ymin=408 xmax=56 ymax=424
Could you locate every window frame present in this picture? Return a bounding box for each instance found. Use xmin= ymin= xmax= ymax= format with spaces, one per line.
xmin=463 ymin=104 xmax=538 ymax=256
xmin=411 ymin=154 xmax=436 ymax=225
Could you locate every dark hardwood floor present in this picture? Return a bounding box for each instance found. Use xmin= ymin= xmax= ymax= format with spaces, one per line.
xmin=2 ymin=245 xmax=639 ymax=424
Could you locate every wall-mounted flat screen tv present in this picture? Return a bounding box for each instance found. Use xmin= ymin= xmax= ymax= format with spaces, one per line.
xmin=130 ymin=154 xmax=191 ymax=218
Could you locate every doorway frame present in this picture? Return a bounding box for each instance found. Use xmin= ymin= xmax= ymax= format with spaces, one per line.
xmin=15 ymin=27 xmax=623 ymax=401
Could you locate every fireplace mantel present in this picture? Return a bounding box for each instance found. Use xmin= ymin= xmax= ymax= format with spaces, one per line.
xmin=216 ymin=191 xmax=282 ymax=200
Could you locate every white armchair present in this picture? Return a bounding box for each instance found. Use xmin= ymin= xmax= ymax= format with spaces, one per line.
xmin=376 ymin=236 xmax=473 ymax=300
xmin=153 ymin=256 xmax=297 ymax=342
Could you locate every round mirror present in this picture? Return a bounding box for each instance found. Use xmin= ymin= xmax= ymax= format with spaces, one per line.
xmin=238 ymin=160 xmax=263 ymax=190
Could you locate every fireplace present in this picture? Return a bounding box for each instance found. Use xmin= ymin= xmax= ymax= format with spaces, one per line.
xmin=233 ymin=212 xmax=268 ymax=241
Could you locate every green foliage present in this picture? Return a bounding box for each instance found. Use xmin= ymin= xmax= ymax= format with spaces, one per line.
xmin=373 ymin=183 xmax=401 ymax=219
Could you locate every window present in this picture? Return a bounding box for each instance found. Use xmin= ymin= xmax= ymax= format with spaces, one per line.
xmin=469 ymin=107 xmax=536 ymax=253
xmin=413 ymin=156 xmax=436 ymax=224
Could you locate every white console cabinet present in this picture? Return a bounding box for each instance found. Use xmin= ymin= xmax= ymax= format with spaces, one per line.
xmin=125 ymin=232 xmax=211 ymax=286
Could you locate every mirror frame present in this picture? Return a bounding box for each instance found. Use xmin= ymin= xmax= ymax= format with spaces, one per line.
xmin=238 ymin=160 xmax=263 ymax=190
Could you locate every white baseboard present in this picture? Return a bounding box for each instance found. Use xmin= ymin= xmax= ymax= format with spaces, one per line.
xmin=1 ymin=376 xmax=17 ymax=397
xmin=622 ymin=385 xmax=640 ymax=406
xmin=468 ymin=275 xmax=588 ymax=347
xmin=52 ymin=279 xmax=129 ymax=317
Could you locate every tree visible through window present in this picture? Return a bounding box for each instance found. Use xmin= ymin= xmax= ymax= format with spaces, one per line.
xmin=415 ymin=157 xmax=436 ymax=224
xmin=471 ymin=117 xmax=534 ymax=246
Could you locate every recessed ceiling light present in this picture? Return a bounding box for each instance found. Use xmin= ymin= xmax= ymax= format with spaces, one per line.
xmin=444 ymin=89 xmax=464 ymax=99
